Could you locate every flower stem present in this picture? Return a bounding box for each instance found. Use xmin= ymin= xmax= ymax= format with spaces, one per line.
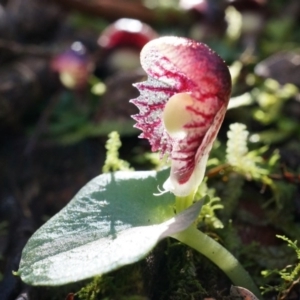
xmin=175 ymin=192 xmax=195 ymax=213
xmin=171 ymin=226 xmax=262 ymax=299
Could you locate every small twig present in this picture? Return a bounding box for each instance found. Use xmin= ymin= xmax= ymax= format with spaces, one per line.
xmin=279 ymin=277 xmax=300 ymax=300
xmin=269 ymin=165 xmax=300 ymax=184
xmin=206 ymin=163 xmax=231 ymax=178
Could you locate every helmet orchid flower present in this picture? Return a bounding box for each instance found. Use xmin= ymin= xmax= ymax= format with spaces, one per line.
xmin=131 ymin=36 xmax=232 ymax=197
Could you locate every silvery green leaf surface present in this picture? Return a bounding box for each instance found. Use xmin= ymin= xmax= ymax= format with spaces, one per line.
xmin=19 ymin=169 xmax=202 ymax=286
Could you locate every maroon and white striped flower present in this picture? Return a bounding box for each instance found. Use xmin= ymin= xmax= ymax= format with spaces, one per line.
xmin=131 ymin=36 xmax=231 ymax=197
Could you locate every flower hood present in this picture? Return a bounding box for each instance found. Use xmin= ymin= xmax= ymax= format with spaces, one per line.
xmin=131 ymin=36 xmax=232 ymax=196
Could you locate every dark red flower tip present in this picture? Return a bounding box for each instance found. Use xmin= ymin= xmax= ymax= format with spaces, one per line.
xmin=98 ymin=18 xmax=158 ymax=50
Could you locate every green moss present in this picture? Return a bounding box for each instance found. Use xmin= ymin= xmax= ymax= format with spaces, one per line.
xmin=102 ymin=131 xmax=133 ymax=173
xmin=153 ymin=240 xmax=231 ymax=300
xmin=261 ymin=235 xmax=300 ymax=297
xmin=76 ymin=264 xmax=146 ymax=300
xmin=195 ymin=180 xmax=224 ymax=230
xmin=219 ymin=173 xmax=244 ymax=224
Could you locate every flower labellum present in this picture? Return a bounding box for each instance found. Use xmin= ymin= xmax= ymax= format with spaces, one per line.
xmin=131 ymin=36 xmax=231 ymax=197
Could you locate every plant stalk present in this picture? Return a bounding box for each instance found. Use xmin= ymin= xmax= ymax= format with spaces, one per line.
xmin=175 ymin=192 xmax=195 ymax=213
xmin=172 ymin=226 xmax=262 ymax=299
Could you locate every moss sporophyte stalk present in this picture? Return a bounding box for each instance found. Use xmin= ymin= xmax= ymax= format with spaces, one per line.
xmin=18 ymin=36 xmax=261 ymax=300
xmin=131 ymin=36 xmax=261 ymax=298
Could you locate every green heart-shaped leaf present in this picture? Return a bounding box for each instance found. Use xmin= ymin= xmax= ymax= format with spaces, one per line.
xmin=19 ymin=169 xmax=202 ymax=286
